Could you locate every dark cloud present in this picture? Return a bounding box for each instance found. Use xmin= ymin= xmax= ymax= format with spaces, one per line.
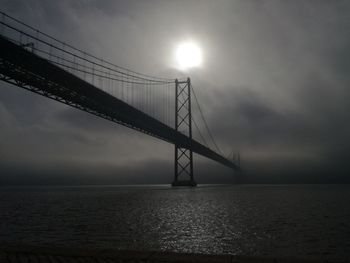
xmin=1 ymin=0 xmax=350 ymax=184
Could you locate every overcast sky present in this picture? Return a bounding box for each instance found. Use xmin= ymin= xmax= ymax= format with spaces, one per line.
xmin=1 ymin=0 xmax=350 ymax=185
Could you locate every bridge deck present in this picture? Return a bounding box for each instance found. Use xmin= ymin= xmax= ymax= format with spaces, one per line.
xmin=0 ymin=35 xmax=239 ymax=170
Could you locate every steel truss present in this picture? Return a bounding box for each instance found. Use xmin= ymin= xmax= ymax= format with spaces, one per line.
xmin=172 ymin=78 xmax=196 ymax=187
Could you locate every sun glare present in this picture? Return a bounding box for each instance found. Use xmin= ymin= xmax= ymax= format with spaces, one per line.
xmin=175 ymin=41 xmax=203 ymax=71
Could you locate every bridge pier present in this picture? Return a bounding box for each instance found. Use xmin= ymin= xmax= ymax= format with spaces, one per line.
xmin=172 ymin=78 xmax=197 ymax=187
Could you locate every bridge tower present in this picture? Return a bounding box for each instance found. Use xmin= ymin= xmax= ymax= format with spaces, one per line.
xmin=172 ymin=78 xmax=197 ymax=187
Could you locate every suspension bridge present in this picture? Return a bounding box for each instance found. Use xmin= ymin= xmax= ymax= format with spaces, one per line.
xmin=0 ymin=11 xmax=240 ymax=186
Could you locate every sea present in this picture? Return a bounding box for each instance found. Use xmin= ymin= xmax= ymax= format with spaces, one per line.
xmin=0 ymin=184 xmax=349 ymax=261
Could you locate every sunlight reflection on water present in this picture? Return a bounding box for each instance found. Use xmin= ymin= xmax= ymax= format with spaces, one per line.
xmin=0 ymin=184 xmax=349 ymax=260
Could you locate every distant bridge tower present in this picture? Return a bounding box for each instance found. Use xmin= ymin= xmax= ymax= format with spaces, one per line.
xmin=172 ymin=78 xmax=197 ymax=187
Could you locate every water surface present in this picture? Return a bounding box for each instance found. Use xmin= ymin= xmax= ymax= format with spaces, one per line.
xmin=0 ymin=184 xmax=349 ymax=260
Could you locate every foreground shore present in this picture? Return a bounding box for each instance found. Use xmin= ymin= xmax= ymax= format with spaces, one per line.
xmin=0 ymin=246 xmax=337 ymax=263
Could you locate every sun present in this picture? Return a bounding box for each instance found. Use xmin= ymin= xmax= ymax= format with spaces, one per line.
xmin=174 ymin=41 xmax=203 ymax=71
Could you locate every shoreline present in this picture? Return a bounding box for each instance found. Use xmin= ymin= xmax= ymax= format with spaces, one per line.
xmin=0 ymin=245 xmax=333 ymax=263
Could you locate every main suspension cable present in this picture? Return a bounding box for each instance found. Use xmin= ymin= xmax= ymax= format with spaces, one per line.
xmin=191 ymin=84 xmax=224 ymax=156
xmin=0 ymin=11 xmax=174 ymax=82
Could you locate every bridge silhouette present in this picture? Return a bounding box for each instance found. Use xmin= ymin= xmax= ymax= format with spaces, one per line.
xmin=0 ymin=11 xmax=240 ymax=186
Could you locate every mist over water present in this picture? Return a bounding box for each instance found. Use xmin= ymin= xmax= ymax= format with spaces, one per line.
xmin=0 ymin=184 xmax=349 ymax=260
